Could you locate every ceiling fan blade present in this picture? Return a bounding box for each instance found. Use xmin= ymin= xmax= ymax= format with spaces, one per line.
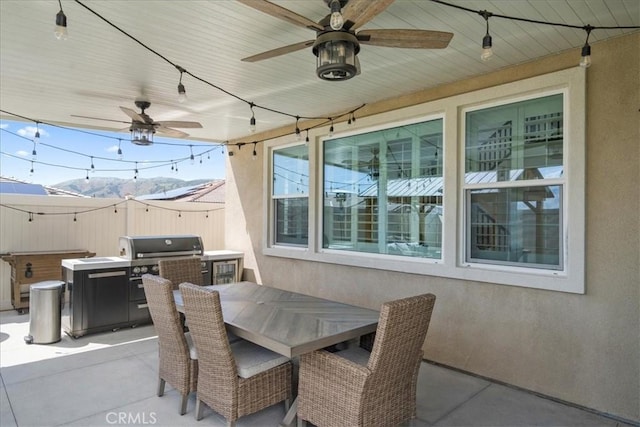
xmin=155 ymin=120 xmax=203 ymax=129
xmin=342 ymin=0 xmax=395 ymax=31
xmin=156 ymin=125 xmax=189 ymax=138
xmin=71 ymin=114 xmax=130 ymax=124
xmin=357 ymin=29 xmax=453 ymax=49
xmin=242 ymin=40 xmax=315 ymax=62
xmin=236 ymin=0 xmax=323 ymax=31
xmin=120 ymin=106 xmax=146 ymax=123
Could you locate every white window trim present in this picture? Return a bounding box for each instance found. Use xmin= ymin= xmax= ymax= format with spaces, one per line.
xmin=264 ymin=67 xmax=585 ymax=294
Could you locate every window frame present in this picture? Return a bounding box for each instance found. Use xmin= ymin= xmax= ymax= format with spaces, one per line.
xmin=263 ymin=67 xmax=585 ymax=293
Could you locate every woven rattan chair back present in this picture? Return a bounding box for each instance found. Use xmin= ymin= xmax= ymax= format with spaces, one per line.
xmin=142 ymin=274 xmax=197 ymax=415
xmin=179 ymin=282 xmax=291 ymax=426
xmin=297 ymin=293 xmax=436 ymax=427
xmin=159 ymin=257 xmax=204 ymax=290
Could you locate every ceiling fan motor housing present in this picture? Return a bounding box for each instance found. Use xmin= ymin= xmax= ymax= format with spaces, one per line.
xmin=312 ymin=30 xmax=360 ymax=81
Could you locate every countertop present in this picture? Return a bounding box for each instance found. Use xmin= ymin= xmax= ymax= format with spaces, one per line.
xmin=61 ymin=250 xmax=243 ymax=271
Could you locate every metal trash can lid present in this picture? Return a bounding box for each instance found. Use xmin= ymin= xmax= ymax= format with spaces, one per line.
xmin=30 ymin=280 xmax=65 ymax=290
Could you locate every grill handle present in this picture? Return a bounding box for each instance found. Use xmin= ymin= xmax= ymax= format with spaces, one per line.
xmin=136 ymin=250 xmax=201 ymax=258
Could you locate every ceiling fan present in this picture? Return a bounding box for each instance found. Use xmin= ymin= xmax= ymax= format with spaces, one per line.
xmin=237 ymin=0 xmax=453 ymax=81
xmin=73 ymin=99 xmax=203 ymax=146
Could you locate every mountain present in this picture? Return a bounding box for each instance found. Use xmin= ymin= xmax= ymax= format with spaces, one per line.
xmin=53 ymin=177 xmax=212 ymax=198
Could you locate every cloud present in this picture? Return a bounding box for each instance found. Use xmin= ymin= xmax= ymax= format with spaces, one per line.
xmin=16 ymin=150 xmax=29 ymax=157
xmin=17 ymin=126 xmax=49 ymax=139
xmin=106 ymin=145 xmax=120 ymax=153
xmin=0 ymin=123 xmax=8 ymax=129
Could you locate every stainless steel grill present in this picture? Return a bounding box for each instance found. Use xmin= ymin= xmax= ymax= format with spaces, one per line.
xmin=119 ymin=235 xmax=204 ymax=261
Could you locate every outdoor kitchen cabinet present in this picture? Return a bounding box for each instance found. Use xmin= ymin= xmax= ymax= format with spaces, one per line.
xmin=63 ymin=267 xmax=130 ymax=338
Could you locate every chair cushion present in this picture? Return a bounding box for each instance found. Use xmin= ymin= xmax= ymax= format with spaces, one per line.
xmin=231 ymin=340 xmax=289 ymax=379
xmin=335 ymin=346 xmax=371 ymax=367
xmin=185 ymin=332 xmax=198 ymax=360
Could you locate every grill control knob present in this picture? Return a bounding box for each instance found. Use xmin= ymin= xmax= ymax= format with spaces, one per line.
xmin=152 ymin=265 xmax=159 ymax=273
xmin=140 ymin=266 xmax=148 ymax=273
xmin=132 ymin=267 xmax=141 ymax=274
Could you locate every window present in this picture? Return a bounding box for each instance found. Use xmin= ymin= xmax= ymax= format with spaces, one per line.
xmin=322 ymin=119 xmax=443 ymax=259
xmin=464 ymin=94 xmax=564 ymax=269
xmin=271 ymin=144 xmax=309 ymax=246
xmin=264 ymin=67 xmax=585 ymax=293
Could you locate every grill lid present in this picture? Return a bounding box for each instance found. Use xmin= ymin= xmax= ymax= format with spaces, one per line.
xmin=119 ymin=235 xmax=203 ymax=260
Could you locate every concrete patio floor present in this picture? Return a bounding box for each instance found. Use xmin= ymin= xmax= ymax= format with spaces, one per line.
xmin=0 ymin=310 xmax=633 ymax=427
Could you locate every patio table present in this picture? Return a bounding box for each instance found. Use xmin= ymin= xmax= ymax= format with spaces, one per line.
xmin=173 ymin=281 xmax=379 ymax=425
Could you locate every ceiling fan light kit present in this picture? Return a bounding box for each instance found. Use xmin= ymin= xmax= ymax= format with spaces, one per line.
xmin=313 ymin=31 xmax=360 ymax=81
xmin=130 ymin=123 xmax=155 ymax=146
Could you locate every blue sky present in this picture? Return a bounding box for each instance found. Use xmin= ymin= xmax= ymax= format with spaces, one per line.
xmin=0 ymin=119 xmax=226 ymax=185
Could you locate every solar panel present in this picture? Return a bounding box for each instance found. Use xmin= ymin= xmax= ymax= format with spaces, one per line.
xmin=0 ymin=182 xmax=48 ymax=195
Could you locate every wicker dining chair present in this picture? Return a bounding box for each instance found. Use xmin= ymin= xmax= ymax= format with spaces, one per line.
xmin=179 ymin=282 xmax=292 ymax=427
xmin=141 ymin=274 xmax=198 ymax=416
xmin=159 ymin=257 xmax=204 ymax=290
xmin=297 ymin=293 xmax=437 ymax=427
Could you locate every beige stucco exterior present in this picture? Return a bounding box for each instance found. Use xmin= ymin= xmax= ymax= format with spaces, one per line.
xmin=225 ymin=32 xmax=639 ymax=422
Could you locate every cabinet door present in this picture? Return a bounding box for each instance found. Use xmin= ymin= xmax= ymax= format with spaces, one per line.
xmin=83 ymin=270 xmax=129 ymax=329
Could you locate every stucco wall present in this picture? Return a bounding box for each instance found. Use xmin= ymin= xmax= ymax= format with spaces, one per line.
xmin=225 ymin=33 xmax=639 ymax=422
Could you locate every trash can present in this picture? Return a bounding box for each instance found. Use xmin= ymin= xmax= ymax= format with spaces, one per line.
xmin=24 ymin=280 xmax=64 ymax=344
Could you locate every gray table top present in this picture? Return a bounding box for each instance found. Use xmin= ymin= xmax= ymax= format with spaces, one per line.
xmin=174 ymin=281 xmax=379 ymax=358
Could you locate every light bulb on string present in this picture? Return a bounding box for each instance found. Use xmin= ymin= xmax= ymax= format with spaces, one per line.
xmin=29 ymin=161 xmax=34 ymax=176
xmin=176 ymin=66 xmax=187 ymax=103
xmin=305 ymin=130 xmax=310 ymax=146
xmin=580 ymin=25 xmax=593 ymax=68
xmin=31 ymin=143 xmax=37 ymax=160
xmin=295 ymin=116 xmax=302 ymax=141
xmin=189 ymin=145 xmax=195 ymax=164
xmin=249 ymin=103 xmax=256 ymax=133
xmin=34 ymin=122 xmax=41 ymax=142
xmin=480 ymin=10 xmax=494 ymax=61
xmin=117 ymin=140 xmax=123 ymax=160
xmin=328 ymin=119 xmax=334 ymax=137
xmin=85 ymin=170 xmax=89 ymax=183
xmin=252 ymin=143 xmax=257 ymax=161
xmin=90 ymin=156 xmax=95 ymax=173
xmin=54 ymin=0 xmax=68 ymax=40
xmin=134 ymin=162 xmax=139 ymax=180
xmin=329 ymin=0 xmax=344 ymax=30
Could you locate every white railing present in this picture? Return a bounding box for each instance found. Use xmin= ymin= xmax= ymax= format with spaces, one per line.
xmin=0 ymin=194 xmax=226 ymax=310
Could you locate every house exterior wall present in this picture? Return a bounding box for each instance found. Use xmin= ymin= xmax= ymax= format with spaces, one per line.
xmin=0 ymin=196 xmax=226 ymax=310
xmin=225 ymin=32 xmax=639 ymax=422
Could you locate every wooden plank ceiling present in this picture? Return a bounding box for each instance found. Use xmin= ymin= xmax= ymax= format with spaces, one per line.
xmin=0 ymin=1 xmax=637 ymax=144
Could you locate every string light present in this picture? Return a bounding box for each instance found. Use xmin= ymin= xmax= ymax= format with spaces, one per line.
xmin=305 ymin=130 xmax=309 ymax=146
xmin=329 ymin=0 xmax=344 ymax=30
xmin=134 ymin=162 xmax=139 ymax=180
xmin=29 ymin=161 xmax=34 ymax=176
xmin=328 ymin=119 xmax=334 ymax=137
xmin=84 ymin=170 xmax=89 ymax=182
xmin=90 ymin=156 xmax=95 ymax=173
xmin=34 ymin=122 xmax=40 ymax=142
xmin=117 ymin=139 xmax=123 ymax=160
xmin=480 ymin=10 xmax=493 ymax=61
xmin=189 ymin=145 xmax=195 ymax=164
xmin=252 ymin=142 xmax=257 ymax=160
xmin=31 ymin=142 xmax=37 ymax=160
xmin=580 ymin=25 xmax=593 ymax=68
xmin=249 ymin=103 xmax=256 ymax=133
xmin=295 ymin=116 xmax=301 ymax=141
xmin=54 ymin=0 xmax=68 ymax=40
xmin=176 ymin=65 xmax=187 ymax=103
